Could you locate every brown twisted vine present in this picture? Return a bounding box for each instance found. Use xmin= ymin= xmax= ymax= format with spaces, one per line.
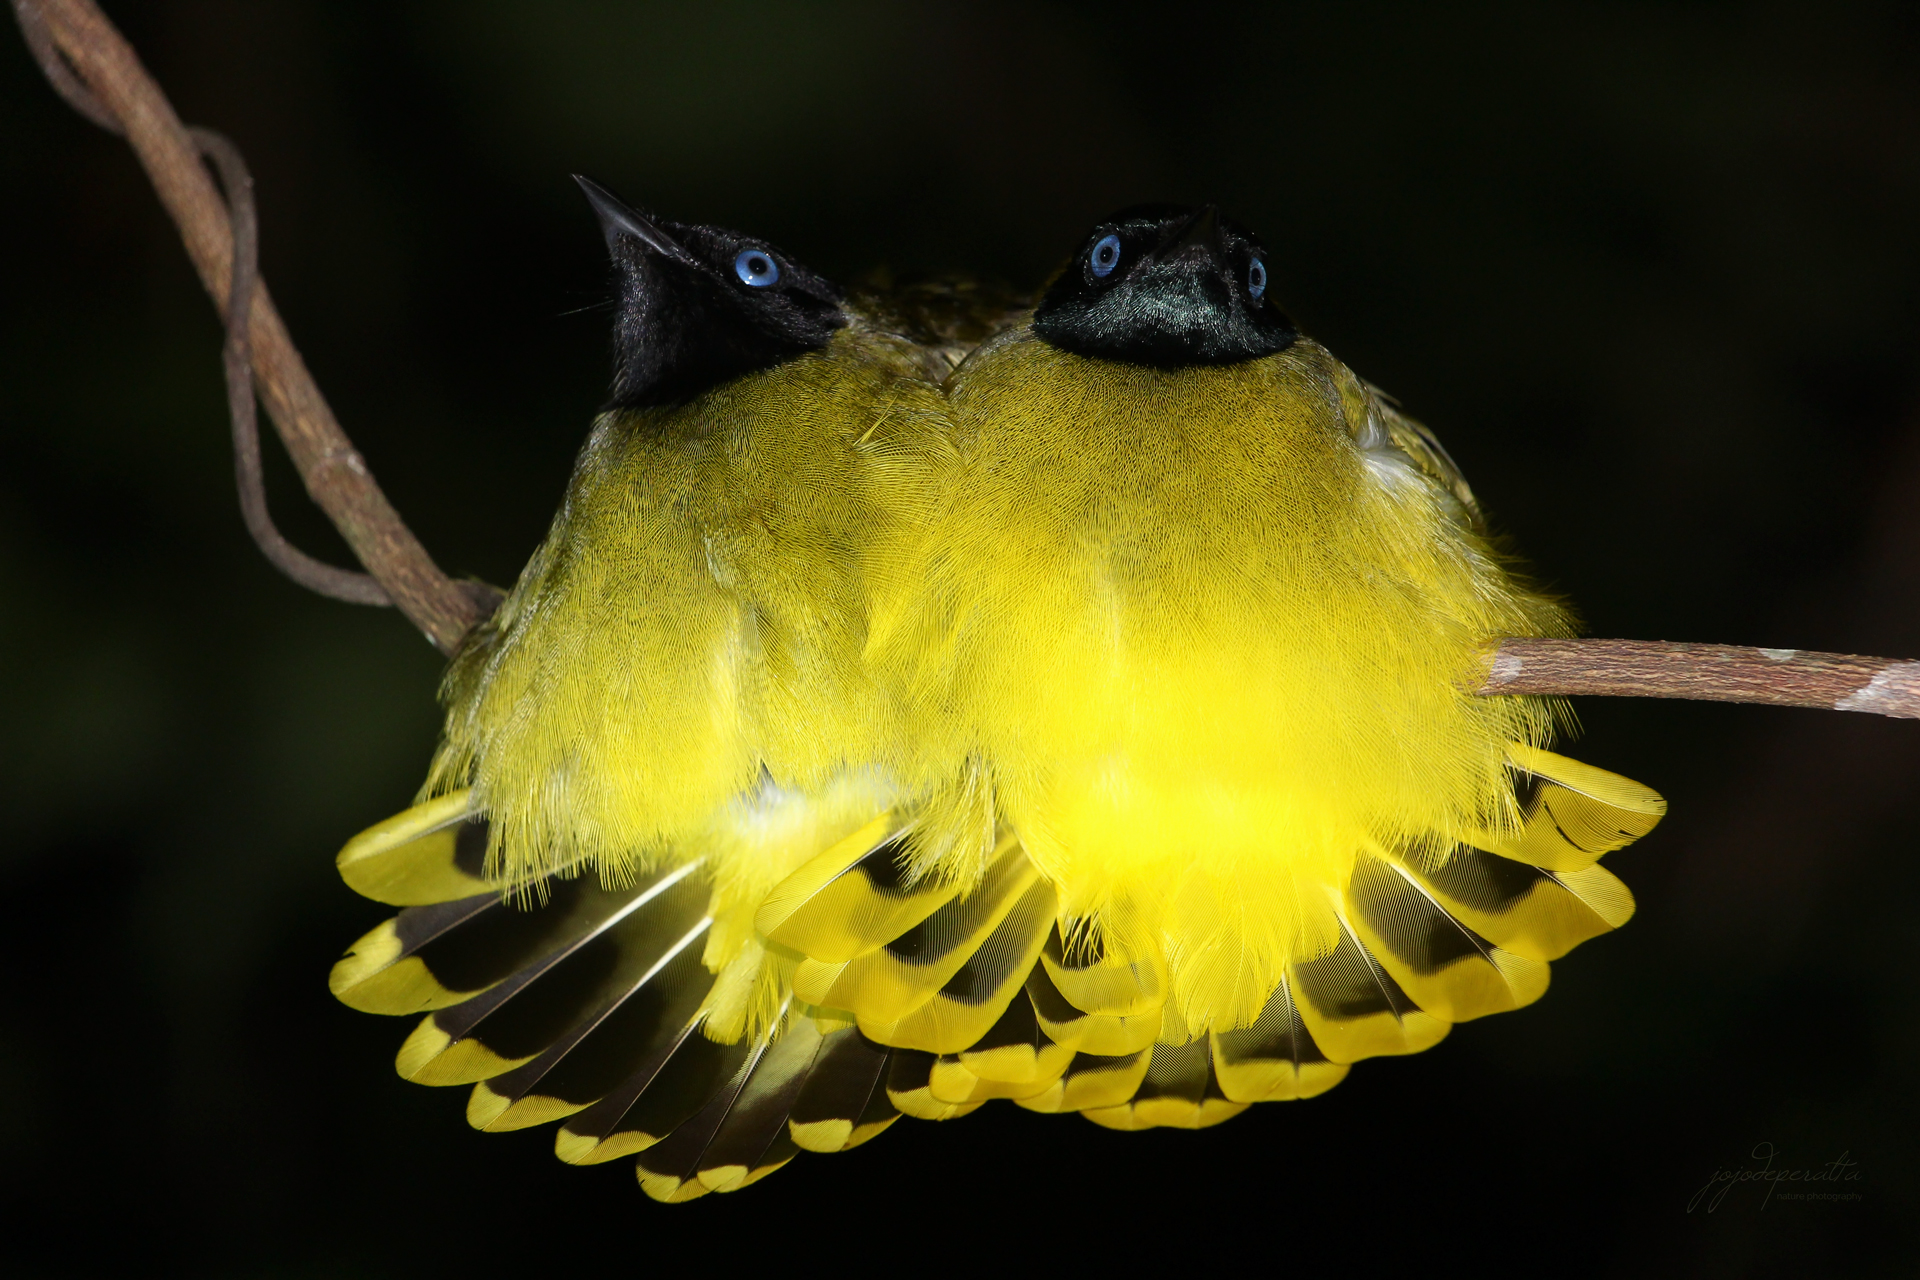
xmin=13 ymin=0 xmax=497 ymax=652
xmin=11 ymin=0 xmax=1918 ymax=714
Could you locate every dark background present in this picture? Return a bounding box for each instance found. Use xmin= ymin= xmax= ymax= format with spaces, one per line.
xmin=4 ymin=2 xmax=1916 ymax=1275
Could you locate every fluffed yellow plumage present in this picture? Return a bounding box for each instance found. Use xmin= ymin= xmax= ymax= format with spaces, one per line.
xmin=872 ymin=325 xmax=1571 ymax=1032
xmin=327 ymin=196 xmax=1664 ymax=1201
xmin=429 ymin=322 xmax=944 ymax=890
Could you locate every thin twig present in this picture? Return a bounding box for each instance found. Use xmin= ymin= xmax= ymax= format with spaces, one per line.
xmin=12 ymin=0 xmax=1919 ymax=718
xmin=20 ymin=0 xmax=386 ymax=602
xmin=1480 ymin=639 xmax=1920 ymax=718
xmin=15 ymin=0 xmax=496 ymax=652
xmin=23 ymin=1 xmax=387 ymax=604
xmin=191 ymin=128 xmax=389 ymax=605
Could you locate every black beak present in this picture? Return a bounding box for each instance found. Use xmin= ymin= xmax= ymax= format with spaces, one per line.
xmin=574 ymin=175 xmax=692 ymax=263
xmin=1155 ymin=204 xmax=1223 ymax=263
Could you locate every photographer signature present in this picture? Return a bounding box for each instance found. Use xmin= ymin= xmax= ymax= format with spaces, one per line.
xmin=1687 ymin=1142 xmax=1863 ymax=1212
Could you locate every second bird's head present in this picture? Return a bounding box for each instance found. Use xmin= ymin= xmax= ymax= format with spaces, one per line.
xmin=1033 ymin=204 xmax=1297 ymax=367
xmin=576 ymin=176 xmax=847 ymax=409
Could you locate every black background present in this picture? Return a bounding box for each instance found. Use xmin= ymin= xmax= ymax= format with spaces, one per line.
xmin=4 ymin=2 xmax=1916 ymax=1275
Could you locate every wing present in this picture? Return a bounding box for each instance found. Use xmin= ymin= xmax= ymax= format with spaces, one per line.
xmin=1372 ymin=389 xmax=1488 ymax=530
xmin=1333 ymin=362 xmax=1489 ymax=534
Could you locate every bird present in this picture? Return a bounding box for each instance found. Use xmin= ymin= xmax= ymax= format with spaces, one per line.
xmin=859 ymin=203 xmax=1666 ymax=1126
xmin=327 ymin=196 xmax=1664 ymax=1201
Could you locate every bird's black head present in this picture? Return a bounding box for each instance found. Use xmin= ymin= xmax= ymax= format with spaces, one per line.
xmin=576 ymin=176 xmax=848 ymax=409
xmin=1032 ymin=204 xmax=1297 ymax=366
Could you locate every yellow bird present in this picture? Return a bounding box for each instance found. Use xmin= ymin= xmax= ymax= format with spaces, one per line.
xmin=328 ymin=198 xmax=1663 ymax=1200
xmin=861 ymin=204 xmax=1665 ymax=1127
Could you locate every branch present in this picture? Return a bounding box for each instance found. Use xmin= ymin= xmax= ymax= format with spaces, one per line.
xmin=13 ymin=2 xmax=1919 ymax=719
xmin=14 ymin=0 xmax=496 ymax=653
xmin=1480 ymin=639 xmax=1920 ymax=718
xmin=195 ymin=126 xmax=390 ymax=607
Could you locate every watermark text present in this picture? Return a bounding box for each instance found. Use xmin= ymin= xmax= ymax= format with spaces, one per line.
xmin=1687 ymin=1142 xmax=1862 ymax=1212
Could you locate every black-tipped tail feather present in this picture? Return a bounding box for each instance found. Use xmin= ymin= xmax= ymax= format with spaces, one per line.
xmin=331 ymin=748 xmax=1661 ymax=1199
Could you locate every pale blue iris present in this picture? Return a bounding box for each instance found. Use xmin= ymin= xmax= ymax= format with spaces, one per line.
xmin=734 ymin=249 xmax=779 ymax=287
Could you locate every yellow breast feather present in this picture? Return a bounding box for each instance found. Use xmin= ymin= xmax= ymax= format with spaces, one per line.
xmin=876 ymin=327 xmax=1574 ymax=1030
xmin=430 ymin=319 xmax=947 ymax=897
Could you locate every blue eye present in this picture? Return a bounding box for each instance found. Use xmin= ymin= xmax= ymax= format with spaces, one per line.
xmin=734 ymin=249 xmax=779 ymax=287
xmin=1248 ymin=257 xmax=1267 ymax=299
xmin=1089 ymin=234 xmax=1121 ymax=278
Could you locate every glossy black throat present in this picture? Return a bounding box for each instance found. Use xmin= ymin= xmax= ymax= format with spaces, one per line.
xmin=1033 ymin=203 xmax=1297 ymax=367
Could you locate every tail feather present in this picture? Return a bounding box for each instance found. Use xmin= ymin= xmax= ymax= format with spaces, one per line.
xmin=691 ymin=1010 xmax=825 ymax=1191
xmin=1209 ymin=976 xmax=1349 ymax=1103
xmin=1414 ymin=844 xmax=1635 ymax=961
xmin=785 ymin=1027 xmax=897 ymax=1153
xmin=555 ymin=1021 xmax=753 ymax=1166
xmin=333 ymin=851 xmax=687 ymax=1020
xmin=958 ymin=988 xmax=1077 ymax=1084
xmin=1080 ymin=1042 xmax=1247 ymax=1131
xmin=883 ymin=1049 xmax=984 ymax=1121
xmin=334 ymin=792 xmax=490 ymax=906
xmin=840 ymin=1063 xmax=905 ymax=1150
xmin=1039 ymin=923 xmax=1167 ymax=1017
xmin=1347 ymin=850 xmax=1550 ymax=1024
xmin=927 ymin=1053 xmax=1064 ymax=1105
xmin=1289 ymin=904 xmax=1453 ymax=1064
xmin=395 ymin=861 xmax=710 ymax=1086
xmin=631 ymin=1057 xmax=760 ymax=1204
xmin=329 ymin=894 xmax=497 ymax=1015
xmin=793 ymin=832 xmax=1035 ymax=1024
xmin=633 ymin=999 xmax=809 ymax=1202
xmin=859 ymin=870 xmax=1055 ymax=1053
xmin=1024 ymin=956 xmax=1165 ymax=1055
xmin=466 ymin=918 xmax=715 ymax=1132
xmin=332 ymin=744 xmax=1664 ymax=1200
xmin=1482 ymin=745 xmax=1667 ymax=872
xmin=1013 ymin=1047 xmax=1153 ymax=1113
xmin=754 ymin=818 xmax=954 ymax=963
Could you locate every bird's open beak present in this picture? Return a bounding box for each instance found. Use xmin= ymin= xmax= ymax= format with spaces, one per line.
xmin=574 ymin=175 xmax=693 ymax=264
